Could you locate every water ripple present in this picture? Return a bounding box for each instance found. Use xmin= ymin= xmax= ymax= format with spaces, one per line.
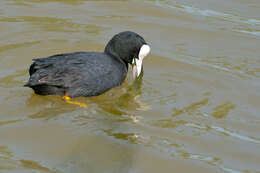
xmin=154 ymin=0 xmax=260 ymax=26
xmin=211 ymin=126 xmax=260 ymax=144
xmin=186 ymin=123 xmax=260 ymax=144
xmin=153 ymin=0 xmax=260 ymax=37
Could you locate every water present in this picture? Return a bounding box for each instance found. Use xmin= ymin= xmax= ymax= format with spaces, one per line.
xmin=0 ymin=0 xmax=260 ymax=172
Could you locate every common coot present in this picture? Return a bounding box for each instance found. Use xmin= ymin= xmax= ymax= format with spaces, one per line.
xmin=25 ymin=31 xmax=150 ymax=98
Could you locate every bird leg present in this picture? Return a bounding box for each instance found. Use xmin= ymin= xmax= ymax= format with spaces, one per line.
xmin=62 ymin=94 xmax=88 ymax=108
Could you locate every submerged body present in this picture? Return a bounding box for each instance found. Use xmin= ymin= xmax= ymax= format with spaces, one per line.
xmin=25 ymin=31 xmax=150 ymax=97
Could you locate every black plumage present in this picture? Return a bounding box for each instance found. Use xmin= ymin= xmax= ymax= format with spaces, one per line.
xmin=25 ymin=31 xmax=148 ymax=97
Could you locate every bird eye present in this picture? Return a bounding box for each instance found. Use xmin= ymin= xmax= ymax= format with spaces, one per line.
xmin=133 ymin=47 xmax=138 ymax=52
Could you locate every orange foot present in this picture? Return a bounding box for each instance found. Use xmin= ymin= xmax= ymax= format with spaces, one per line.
xmin=62 ymin=95 xmax=88 ymax=108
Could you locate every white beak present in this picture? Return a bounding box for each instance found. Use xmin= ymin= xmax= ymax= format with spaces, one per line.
xmin=132 ymin=44 xmax=150 ymax=79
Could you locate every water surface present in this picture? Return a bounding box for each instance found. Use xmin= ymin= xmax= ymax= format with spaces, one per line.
xmin=0 ymin=0 xmax=260 ymax=172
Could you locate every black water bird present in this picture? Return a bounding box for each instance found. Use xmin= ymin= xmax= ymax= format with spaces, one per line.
xmin=25 ymin=31 xmax=150 ymax=98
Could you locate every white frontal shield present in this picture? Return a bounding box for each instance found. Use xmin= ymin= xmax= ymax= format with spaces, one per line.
xmin=132 ymin=44 xmax=150 ymax=79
